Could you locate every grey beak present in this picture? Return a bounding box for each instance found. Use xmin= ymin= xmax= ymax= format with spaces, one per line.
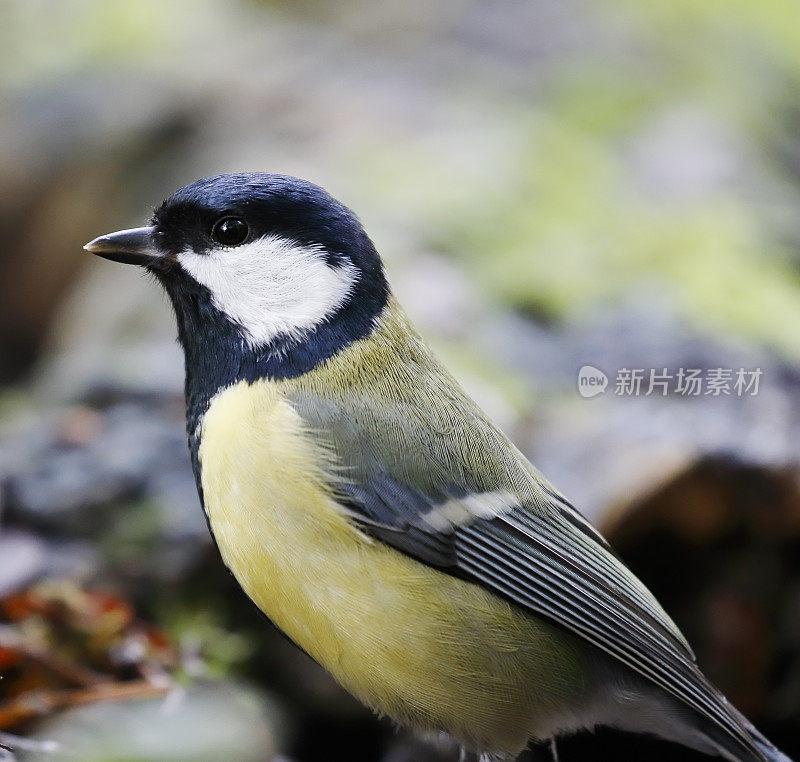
xmin=83 ymin=226 xmax=159 ymax=266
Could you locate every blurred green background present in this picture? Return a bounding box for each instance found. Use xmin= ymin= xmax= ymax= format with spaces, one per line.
xmin=0 ymin=2 xmax=799 ymax=761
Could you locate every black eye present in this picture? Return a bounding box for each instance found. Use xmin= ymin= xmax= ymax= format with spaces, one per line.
xmin=211 ymin=217 xmax=249 ymax=246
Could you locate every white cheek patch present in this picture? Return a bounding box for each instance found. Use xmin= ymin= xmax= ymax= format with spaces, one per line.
xmin=177 ymin=234 xmax=358 ymax=347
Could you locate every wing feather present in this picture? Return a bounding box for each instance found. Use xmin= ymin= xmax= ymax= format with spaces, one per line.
xmin=334 ymin=471 xmax=758 ymax=758
xmin=455 ymin=519 xmax=753 ymax=751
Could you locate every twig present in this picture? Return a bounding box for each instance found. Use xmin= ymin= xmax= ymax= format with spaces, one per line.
xmin=0 ymin=679 xmax=170 ymax=728
xmin=0 ymin=626 xmax=108 ymax=688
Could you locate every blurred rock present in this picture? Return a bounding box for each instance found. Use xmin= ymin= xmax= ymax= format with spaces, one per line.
xmin=0 ymin=74 xmax=198 ymax=384
xmin=381 ymin=735 xmax=463 ymax=762
xmin=0 ymin=533 xmax=47 ymax=598
xmin=0 ymin=533 xmax=96 ymax=598
xmin=0 ymin=399 xmax=208 ymax=589
xmin=3 ymin=402 xmax=189 ymax=526
xmin=474 ymin=295 xmax=800 ymax=520
xmin=21 ymin=681 xmax=282 ymax=762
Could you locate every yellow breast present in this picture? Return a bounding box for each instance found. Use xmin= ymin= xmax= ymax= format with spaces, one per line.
xmin=198 ymin=380 xmax=586 ymax=754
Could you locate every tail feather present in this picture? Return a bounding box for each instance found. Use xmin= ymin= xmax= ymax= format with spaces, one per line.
xmin=748 ymin=729 xmax=793 ymax=762
xmin=657 ymin=694 xmax=793 ymax=762
xmin=584 ymin=668 xmax=793 ymax=762
xmin=669 ymin=702 xmax=793 ymax=762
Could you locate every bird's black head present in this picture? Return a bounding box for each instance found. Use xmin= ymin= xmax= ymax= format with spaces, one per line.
xmin=151 ymin=173 xmax=384 ymax=277
xmin=85 ymin=172 xmax=389 ymax=420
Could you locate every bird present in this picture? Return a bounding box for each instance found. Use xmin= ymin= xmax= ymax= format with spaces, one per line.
xmin=84 ymin=173 xmax=791 ymax=762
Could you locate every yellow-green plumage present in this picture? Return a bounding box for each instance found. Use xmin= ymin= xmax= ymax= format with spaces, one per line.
xmin=198 ymin=299 xmax=589 ymax=753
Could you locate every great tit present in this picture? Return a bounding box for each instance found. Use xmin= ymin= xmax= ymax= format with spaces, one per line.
xmin=85 ymin=173 xmax=790 ymax=762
